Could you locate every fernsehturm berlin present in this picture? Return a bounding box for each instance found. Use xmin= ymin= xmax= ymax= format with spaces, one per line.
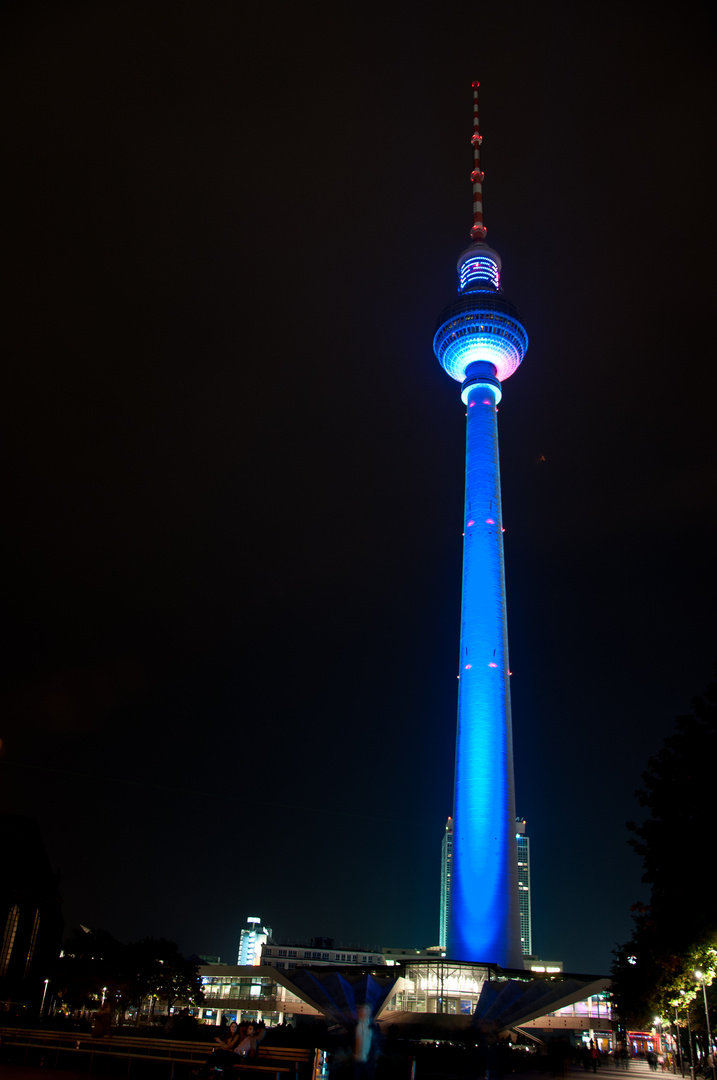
xmin=433 ymin=83 xmax=528 ymax=967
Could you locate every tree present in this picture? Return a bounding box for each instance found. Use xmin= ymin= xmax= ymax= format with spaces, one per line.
xmin=53 ymin=926 xmax=126 ymax=1013
xmin=612 ymin=667 xmax=717 ymax=1028
xmin=52 ymin=928 xmax=203 ymax=1021
xmin=628 ymin=665 xmax=717 ymax=950
xmin=124 ymin=938 xmax=203 ymax=1019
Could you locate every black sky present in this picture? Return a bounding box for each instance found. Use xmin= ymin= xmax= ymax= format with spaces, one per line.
xmin=2 ymin=0 xmax=716 ymax=976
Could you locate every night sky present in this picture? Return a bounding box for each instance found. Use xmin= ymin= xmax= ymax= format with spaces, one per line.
xmin=3 ymin=1 xmax=716 ymax=977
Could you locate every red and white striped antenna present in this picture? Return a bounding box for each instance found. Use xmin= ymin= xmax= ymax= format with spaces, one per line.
xmin=470 ymin=80 xmax=486 ymax=242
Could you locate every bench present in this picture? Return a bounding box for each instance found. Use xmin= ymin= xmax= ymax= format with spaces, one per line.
xmin=232 ymin=1045 xmax=315 ymax=1079
xmin=0 ymin=1027 xmax=315 ymax=1080
xmin=0 ymin=1026 xmax=215 ymax=1077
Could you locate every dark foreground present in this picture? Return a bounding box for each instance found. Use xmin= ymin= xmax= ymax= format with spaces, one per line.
xmin=0 ymin=1054 xmax=660 ymax=1080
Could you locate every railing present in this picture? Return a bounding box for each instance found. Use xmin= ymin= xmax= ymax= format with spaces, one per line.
xmin=0 ymin=1026 xmax=209 ymax=1077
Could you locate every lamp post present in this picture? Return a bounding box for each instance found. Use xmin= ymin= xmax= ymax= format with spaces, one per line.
xmin=39 ymin=978 xmax=49 ymax=1019
xmin=680 ymin=990 xmax=695 ymax=1080
xmin=675 ymin=1004 xmax=685 ymax=1076
xmin=695 ymin=973 xmax=714 ymax=1080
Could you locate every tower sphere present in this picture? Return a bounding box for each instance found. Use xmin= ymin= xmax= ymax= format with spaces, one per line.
xmin=433 ymin=242 xmax=528 ymax=384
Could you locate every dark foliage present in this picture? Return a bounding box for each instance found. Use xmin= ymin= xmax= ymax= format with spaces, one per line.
xmin=612 ymin=666 xmax=717 ymax=1026
xmin=628 ymin=666 xmax=717 ymax=949
xmin=53 ymin=927 xmax=203 ymax=1016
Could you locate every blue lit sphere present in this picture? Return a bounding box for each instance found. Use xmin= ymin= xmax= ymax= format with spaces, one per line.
xmin=434 ymin=292 xmax=528 ymax=384
xmin=433 ymin=244 xmax=528 ymax=384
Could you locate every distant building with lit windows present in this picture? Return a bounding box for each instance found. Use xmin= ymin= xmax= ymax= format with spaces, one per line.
xmin=439 ymin=814 xmax=531 ymax=955
xmin=439 ymin=816 xmax=453 ymax=949
xmin=195 ymin=954 xmax=608 ymax=1040
xmin=238 ymin=916 xmax=272 ymax=966
xmin=197 ymin=964 xmax=324 ymax=1026
xmin=516 ymin=818 xmax=532 ymax=955
xmin=261 ymin=937 xmax=383 ymax=970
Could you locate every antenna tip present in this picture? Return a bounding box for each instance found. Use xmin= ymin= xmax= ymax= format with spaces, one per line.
xmin=472 ymin=80 xmax=480 ymax=89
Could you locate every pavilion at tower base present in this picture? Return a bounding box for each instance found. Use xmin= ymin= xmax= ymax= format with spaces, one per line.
xmin=376 ymin=958 xmax=610 ymax=1036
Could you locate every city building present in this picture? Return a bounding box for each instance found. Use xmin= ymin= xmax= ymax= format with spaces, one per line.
xmin=433 ymin=82 xmax=528 ymax=966
xmin=383 ymin=946 xmax=444 ymax=964
xmin=379 ymin=957 xmax=605 ymax=1029
xmin=197 ymin=964 xmax=323 ymax=1026
xmin=520 ymin=990 xmax=614 ymax=1051
xmin=516 ymin=818 xmax=532 ymax=956
xmin=237 ymin=916 xmax=272 ymax=966
xmin=439 ymin=816 xmax=453 ymax=949
xmin=261 ymin=937 xmax=383 ymax=970
xmin=195 ymin=958 xmax=609 ymax=1046
xmin=1 ymin=813 xmax=63 ymax=1009
xmin=439 ymin=815 xmax=532 ymax=957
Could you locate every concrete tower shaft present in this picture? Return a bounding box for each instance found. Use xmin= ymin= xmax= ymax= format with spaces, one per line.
xmin=451 ymin=370 xmax=522 ymax=966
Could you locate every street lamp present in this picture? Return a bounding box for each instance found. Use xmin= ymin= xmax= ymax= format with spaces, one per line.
xmin=680 ymin=990 xmax=695 ymax=1080
xmin=39 ymin=978 xmax=49 ymax=1019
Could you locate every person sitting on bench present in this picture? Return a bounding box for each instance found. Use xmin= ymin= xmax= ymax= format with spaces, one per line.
xmin=193 ymin=1021 xmax=242 ymax=1076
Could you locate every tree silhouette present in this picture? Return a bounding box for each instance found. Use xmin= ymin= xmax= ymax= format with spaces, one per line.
xmin=53 ymin=927 xmax=203 ymax=1020
xmin=125 ymin=937 xmax=204 ymax=1016
xmin=612 ymin=666 xmax=717 ymax=1027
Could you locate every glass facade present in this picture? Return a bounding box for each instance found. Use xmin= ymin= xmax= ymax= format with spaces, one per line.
xmin=439 ymin=817 xmax=453 ymax=949
xmin=516 ymin=819 xmax=532 ymax=955
xmin=384 ymin=959 xmax=491 ymax=1016
xmin=197 ymin=969 xmax=317 ymax=1025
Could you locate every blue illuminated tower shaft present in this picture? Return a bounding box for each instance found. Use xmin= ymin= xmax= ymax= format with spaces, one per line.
xmin=433 ymin=82 xmax=528 ymax=967
xmin=451 ymin=370 xmax=522 ymax=966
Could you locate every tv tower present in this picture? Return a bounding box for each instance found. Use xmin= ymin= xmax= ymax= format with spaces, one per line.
xmin=433 ymin=82 xmax=528 ymax=967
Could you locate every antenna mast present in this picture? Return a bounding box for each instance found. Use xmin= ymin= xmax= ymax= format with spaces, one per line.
xmin=470 ymin=80 xmax=487 ymax=243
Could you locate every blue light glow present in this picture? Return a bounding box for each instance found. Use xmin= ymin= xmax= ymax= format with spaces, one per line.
xmin=435 ymin=232 xmax=528 ymax=967
xmin=461 ymin=373 xmax=502 ymax=406
xmin=435 ymin=308 xmax=527 ymax=384
xmin=446 ymin=375 xmax=523 ymax=967
xmin=459 ymin=255 xmax=501 ymax=292
xmin=435 ymin=244 xmax=528 ymax=385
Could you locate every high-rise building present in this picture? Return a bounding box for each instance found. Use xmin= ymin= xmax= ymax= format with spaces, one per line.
xmin=237 ymin=916 xmax=272 ymax=966
xmin=439 ymin=816 xmax=453 ymax=949
xmin=515 ymin=818 xmax=532 ymax=955
xmin=433 ymin=82 xmax=528 ymax=967
xmin=439 ymin=814 xmax=532 ymax=957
